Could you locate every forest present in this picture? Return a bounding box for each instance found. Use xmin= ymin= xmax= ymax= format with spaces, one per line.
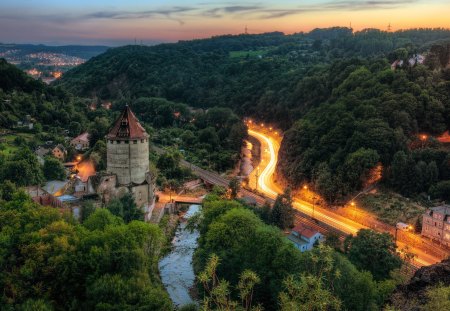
xmin=188 ymin=193 xmax=431 ymax=311
xmin=56 ymin=28 xmax=450 ymax=202
xmin=0 ymin=190 xmax=171 ymax=310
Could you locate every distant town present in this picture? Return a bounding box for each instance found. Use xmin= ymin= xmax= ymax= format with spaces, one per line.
xmin=0 ymin=43 xmax=108 ymax=83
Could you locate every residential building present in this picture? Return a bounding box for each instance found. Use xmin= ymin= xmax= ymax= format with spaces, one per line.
xmin=287 ymin=223 xmax=324 ymax=252
xmin=70 ymin=132 xmax=90 ymax=150
xmin=52 ymin=144 xmax=67 ymax=160
xmin=35 ymin=146 xmax=50 ymax=164
xmin=422 ymin=205 xmax=450 ymax=247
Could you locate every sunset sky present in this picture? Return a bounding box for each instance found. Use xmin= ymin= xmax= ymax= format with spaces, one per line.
xmin=0 ymin=0 xmax=449 ymax=46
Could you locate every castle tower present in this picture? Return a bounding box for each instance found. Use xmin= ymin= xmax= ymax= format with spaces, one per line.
xmin=106 ymin=105 xmax=149 ymax=185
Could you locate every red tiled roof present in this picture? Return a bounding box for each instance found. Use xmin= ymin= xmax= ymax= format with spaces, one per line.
xmin=292 ymin=223 xmax=319 ymax=239
xmin=106 ymin=105 xmax=148 ymax=140
xmin=72 ymin=132 xmax=89 ymax=142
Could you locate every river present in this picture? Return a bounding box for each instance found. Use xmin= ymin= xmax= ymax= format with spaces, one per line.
xmin=159 ymin=204 xmax=201 ymax=308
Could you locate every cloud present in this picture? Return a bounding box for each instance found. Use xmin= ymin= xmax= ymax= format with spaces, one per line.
xmin=83 ymin=6 xmax=197 ymax=25
xmin=254 ymin=0 xmax=421 ymax=19
xmin=0 ymin=1 xmax=423 ymax=28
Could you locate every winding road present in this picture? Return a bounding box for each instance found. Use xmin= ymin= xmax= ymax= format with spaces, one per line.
xmin=247 ymin=126 xmax=446 ymax=267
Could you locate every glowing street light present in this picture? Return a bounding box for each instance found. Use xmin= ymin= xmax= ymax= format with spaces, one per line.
xmin=350 ymin=201 xmax=355 ymax=207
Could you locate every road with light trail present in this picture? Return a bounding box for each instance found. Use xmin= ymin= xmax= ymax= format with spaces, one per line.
xmin=248 ymin=127 xmax=445 ymax=266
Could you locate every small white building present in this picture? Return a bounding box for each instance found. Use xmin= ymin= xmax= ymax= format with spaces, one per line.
xmin=287 ymin=223 xmax=324 ymax=252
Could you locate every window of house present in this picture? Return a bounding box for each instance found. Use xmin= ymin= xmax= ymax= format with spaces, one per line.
xmin=141 ymin=139 xmax=144 ymax=143
xmin=125 ymin=140 xmax=129 ymax=144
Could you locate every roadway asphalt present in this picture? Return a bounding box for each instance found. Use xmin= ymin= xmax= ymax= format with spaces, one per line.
xmin=247 ymin=126 xmax=445 ymax=266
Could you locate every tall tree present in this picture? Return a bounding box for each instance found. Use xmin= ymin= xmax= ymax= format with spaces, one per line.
xmin=345 ymin=229 xmax=402 ymax=280
xmin=270 ymin=188 xmax=294 ymax=229
xmin=43 ymin=156 xmax=66 ymax=180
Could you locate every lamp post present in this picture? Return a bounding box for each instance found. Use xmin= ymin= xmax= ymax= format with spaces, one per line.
xmin=304 ymin=185 xmax=315 ymax=219
xmin=395 ymin=226 xmax=398 ymax=245
xmin=420 ymin=134 xmax=427 ymax=148
xmin=312 ymin=196 xmax=316 ymax=219
xmin=255 ymin=166 xmax=260 ymax=191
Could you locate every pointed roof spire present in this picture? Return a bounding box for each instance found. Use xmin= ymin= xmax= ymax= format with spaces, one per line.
xmin=106 ymin=105 xmax=148 ymax=140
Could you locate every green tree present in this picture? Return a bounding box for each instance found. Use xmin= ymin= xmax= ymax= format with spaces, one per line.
xmin=228 ymin=177 xmax=241 ymax=199
xmin=279 ymin=275 xmax=341 ymax=311
xmin=81 ymin=200 xmax=96 ymax=222
xmin=423 ymin=284 xmax=450 ymax=311
xmin=1 ymin=148 xmax=44 ymax=186
xmin=346 ymin=229 xmax=402 ymax=280
xmin=270 ymin=189 xmax=294 ymax=229
xmin=0 ymin=180 xmax=16 ymax=201
xmin=198 ymin=254 xmax=262 ymax=311
xmin=43 ymin=156 xmax=66 ymax=180
xmin=106 ymin=193 xmax=144 ymax=223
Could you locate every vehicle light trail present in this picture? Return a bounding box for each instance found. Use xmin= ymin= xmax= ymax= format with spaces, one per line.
xmin=248 ymin=126 xmax=443 ymax=266
xmin=248 ymin=129 xmax=279 ymax=198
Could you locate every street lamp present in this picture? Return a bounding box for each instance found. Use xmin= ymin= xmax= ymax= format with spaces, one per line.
xmin=303 ymin=185 xmax=315 ymax=219
xmin=420 ymin=134 xmax=427 ymax=148
xmin=255 ymin=166 xmax=260 ymax=191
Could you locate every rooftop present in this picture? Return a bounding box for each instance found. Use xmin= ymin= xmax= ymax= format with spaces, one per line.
xmin=292 ymin=223 xmax=320 ymax=239
xmin=72 ymin=132 xmax=89 ymax=142
xmin=429 ymin=205 xmax=450 ymax=216
xmin=287 ymin=233 xmax=308 ymax=246
xmin=106 ymin=105 xmax=148 ymax=140
xmin=43 ymin=180 xmax=69 ymax=195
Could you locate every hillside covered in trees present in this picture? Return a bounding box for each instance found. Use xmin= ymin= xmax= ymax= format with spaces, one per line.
xmin=56 ymin=28 xmax=450 ymax=202
xmin=56 ymin=28 xmax=450 ymax=129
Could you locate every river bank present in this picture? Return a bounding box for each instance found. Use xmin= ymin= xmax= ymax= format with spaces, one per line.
xmin=158 ymin=205 xmax=201 ymax=308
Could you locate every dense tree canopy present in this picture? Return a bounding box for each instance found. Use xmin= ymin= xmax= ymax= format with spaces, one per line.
xmin=194 ymin=196 xmax=395 ymax=311
xmin=0 ymin=191 xmax=171 ymax=310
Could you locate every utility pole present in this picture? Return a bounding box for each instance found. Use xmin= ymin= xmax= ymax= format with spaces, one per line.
xmin=245 ymin=25 xmax=248 ymax=35
xmin=255 ymin=166 xmax=260 ymax=191
xmin=395 ymin=226 xmax=398 ymax=245
xmin=387 ymin=23 xmax=392 ymax=32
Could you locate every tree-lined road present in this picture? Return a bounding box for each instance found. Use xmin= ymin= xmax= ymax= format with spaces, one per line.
xmin=247 ymin=126 xmax=445 ymax=267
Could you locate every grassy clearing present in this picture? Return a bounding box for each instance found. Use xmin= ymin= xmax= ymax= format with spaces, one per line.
xmin=229 ymin=49 xmax=268 ymax=58
xmin=0 ymin=133 xmax=33 ymax=156
xmin=358 ymin=190 xmax=427 ymax=226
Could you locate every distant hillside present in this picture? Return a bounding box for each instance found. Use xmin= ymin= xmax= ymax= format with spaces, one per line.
xmin=56 ymin=28 xmax=450 ymax=203
xmin=0 ymin=58 xmax=90 ymax=130
xmin=57 ymin=28 xmax=450 ymax=126
xmin=0 ymin=58 xmax=45 ymax=93
xmin=0 ymin=43 xmax=109 ymax=60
